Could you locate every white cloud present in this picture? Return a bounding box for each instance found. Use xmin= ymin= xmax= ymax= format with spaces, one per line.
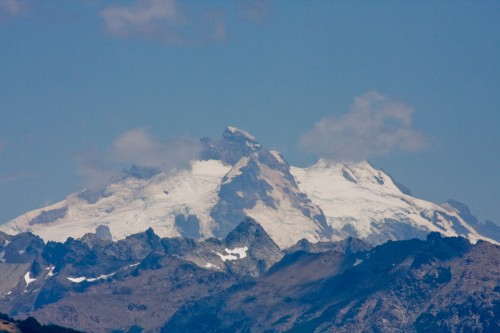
xmin=0 ymin=0 xmax=26 ymax=17
xmin=112 ymin=127 xmax=201 ymax=170
xmin=74 ymin=128 xmax=201 ymax=189
xmin=100 ymin=0 xmax=226 ymax=44
xmin=73 ymin=148 xmax=117 ymax=190
xmin=100 ymin=0 xmax=184 ymax=42
xmin=299 ymin=91 xmax=426 ymax=162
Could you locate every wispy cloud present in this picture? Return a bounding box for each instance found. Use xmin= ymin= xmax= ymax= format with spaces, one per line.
xmin=299 ymin=91 xmax=426 ymax=162
xmin=73 ymin=148 xmax=117 ymax=190
xmin=99 ymin=0 xmax=273 ymax=44
xmin=100 ymin=0 xmax=225 ymax=44
xmin=1 ymin=0 xmax=268 ymax=44
xmin=100 ymin=0 xmax=185 ymax=42
xmin=0 ymin=0 xmax=26 ymax=17
xmin=112 ymin=127 xmax=201 ymax=170
xmin=74 ymin=128 xmax=201 ymax=189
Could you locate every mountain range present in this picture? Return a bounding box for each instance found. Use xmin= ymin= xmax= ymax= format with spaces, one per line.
xmin=0 ymin=219 xmax=498 ymax=332
xmin=0 ymin=126 xmax=499 ymax=332
xmin=0 ymin=126 xmax=498 ymax=248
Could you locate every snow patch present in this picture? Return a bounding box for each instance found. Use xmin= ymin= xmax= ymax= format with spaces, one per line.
xmin=67 ymin=272 xmax=115 ymax=283
xmin=24 ymin=272 xmax=36 ymax=287
xmin=86 ymin=273 xmax=115 ymax=282
xmin=270 ymin=150 xmax=285 ymax=164
xmin=245 ymin=141 xmax=261 ymax=149
xmin=46 ymin=266 xmax=56 ymax=279
xmin=214 ymin=246 xmax=248 ymax=261
xmin=223 ymin=157 xmax=249 ymax=184
xmin=353 ymin=259 xmax=363 ymax=267
xmin=204 ymin=262 xmax=220 ymax=269
xmin=225 ymin=246 xmax=248 ymax=259
xmin=67 ymin=277 xmax=86 ymax=283
xmin=226 ymin=126 xmax=256 ymax=141
xmin=0 ymin=251 xmax=5 ymax=263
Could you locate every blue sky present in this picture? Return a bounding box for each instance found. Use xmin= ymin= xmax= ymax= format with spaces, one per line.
xmin=1 ymin=1 xmax=499 ymax=225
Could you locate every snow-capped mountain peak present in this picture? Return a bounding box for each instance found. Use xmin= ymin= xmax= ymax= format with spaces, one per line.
xmin=0 ymin=127 xmax=497 ymax=249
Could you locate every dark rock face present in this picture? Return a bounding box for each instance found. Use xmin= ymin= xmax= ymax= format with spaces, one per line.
xmin=1 ymin=232 xmax=44 ymax=264
xmin=164 ymin=234 xmax=500 ymax=333
xmin=175 ymin=214 xmax=202 ymax=239
xmin=122 ymin=164 xmax=160 ymax=180
xmin=29 ymin=207 xmax=68 ymax=226
xmin=200 ymin=127 xmax=264 ymax=166
xmin=223 ymin=218 xmax=283 ymax=277
xmin=285 ymin=237 xmax=372 ymax=255
xmin=77 ymin=189 xmax=110 ymax=204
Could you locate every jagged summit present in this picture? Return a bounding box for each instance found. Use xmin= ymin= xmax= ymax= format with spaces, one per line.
xmin=443 ymin=199 xmax=500 ymax=242
xmin=224 ymin=126 xmax=258 ymax=142
xmin=201 ymin=126 xmax=262 ymax=165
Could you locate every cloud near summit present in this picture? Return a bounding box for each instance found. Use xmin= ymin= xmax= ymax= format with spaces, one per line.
xmin=112 ymin=127 xmax=201 ymax=170
xmin=299 ymin=91 xmax=427 ymax=162
xmin=74 ymin=128 xmax=201 ymax=189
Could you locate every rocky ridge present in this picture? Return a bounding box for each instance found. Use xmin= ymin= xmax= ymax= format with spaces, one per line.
xmin=1 ymin=219 xmax=499 ymax=332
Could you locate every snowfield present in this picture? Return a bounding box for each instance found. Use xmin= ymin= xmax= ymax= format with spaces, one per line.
xmin=0 ymin=160 xmax=230 ymax=242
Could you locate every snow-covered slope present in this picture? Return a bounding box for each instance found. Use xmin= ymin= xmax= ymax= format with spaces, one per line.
xmin=291 ymin=159 xmax=496 ymax=244
xmin=212 ymin=153 xmax=331 ymax=248
xmin=0 ymin=127 xmax=497 ymax=248
xmin=1 ymin=160 xmax=230 ymax=242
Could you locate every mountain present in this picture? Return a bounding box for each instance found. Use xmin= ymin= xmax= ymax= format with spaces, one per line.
xmin=291 ymin=160 xmax=497 ymax=244
xmin=163 ymin=233 xmax=500 ymax=333
xmin=0 ymin=127 xmax=496 ymax=248
xmin=1 ymin=220 xmax=498 ymax=333
xmin=442 ymin=199 xmax=500 ymax=242
xmin=0 ymin=219 xmax=283 ymax=332
xmin=0 ymin=312 xmax=82 ymax=333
